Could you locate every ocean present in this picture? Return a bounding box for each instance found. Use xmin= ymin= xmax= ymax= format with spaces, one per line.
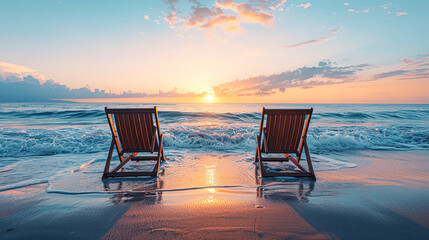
xmin=0 ymin=102 xmax=428 ymax=193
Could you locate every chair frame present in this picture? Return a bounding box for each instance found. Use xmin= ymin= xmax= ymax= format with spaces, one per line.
xmin=102 ymin=107 xmax=165 ymax=179
xmin=254 ymin=108 xmax=315 ymax=180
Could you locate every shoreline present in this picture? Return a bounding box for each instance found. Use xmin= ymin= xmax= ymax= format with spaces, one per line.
xmin=1 ymin=150 xmax=428 ymax=239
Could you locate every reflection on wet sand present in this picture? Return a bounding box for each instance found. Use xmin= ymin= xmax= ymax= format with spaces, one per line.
xmin=102 ymin=170 xmax=165 ymax=205
xmin=255 ymin=167 xmax=315 ymax=203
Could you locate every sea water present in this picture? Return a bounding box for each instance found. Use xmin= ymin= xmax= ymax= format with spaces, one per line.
xmin=0 ymin=102 xmax=428 ymax=193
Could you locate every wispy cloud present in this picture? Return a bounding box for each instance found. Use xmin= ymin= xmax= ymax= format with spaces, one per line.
xmin=373 ymin=54 xmax=429 ymax=80
xmin=396 ymin=12 xmax=408 ymax=16
xmin=281 ymin=25 xmax=342 ymax=48
xmin=212 ymin=60 xmax=371 ymax=97
xmin=280 ymin=37 xmax=332 ymax=48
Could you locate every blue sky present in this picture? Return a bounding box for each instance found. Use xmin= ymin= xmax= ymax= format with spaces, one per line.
xmin=0 ymin=0 xmax=428 ymax=103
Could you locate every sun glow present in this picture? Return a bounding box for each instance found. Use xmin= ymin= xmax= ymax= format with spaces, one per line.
xmin=206 ymin=94 xmax=214 ymax=102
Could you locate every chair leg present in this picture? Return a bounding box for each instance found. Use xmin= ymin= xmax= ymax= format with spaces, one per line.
xmin=304 ymin=139 xmax=316 ymax=180
xmin=153 ymin=136 xmax=163 ymax=174
xmin=254 ymin=136 xmax=259 ymax=162
xmin=256 ymin=140 xmax=266 ymax=177
xmin=102 ymin=139 xmax=115 ymax=180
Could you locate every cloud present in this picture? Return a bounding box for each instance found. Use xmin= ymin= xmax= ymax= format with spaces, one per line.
xmin=164 ymin=12 xmax=183 ymax=25
xmin=0 ymin=62 xmax=205 ymax=102
xmin=280 ymin=37 xmax=331 ymax=48
xmin=0 ymin=62 xmax=45 ymax=82
xmin=270 ymin=0 xmax=288 ymax=11
xmin=330 ymin=26 xmax=343 ymax=34
xmin=355 ymin=9 xmax=369 ymax=13
xmin=372 ymin=70 xmax=407 ymax=79
xmin=212 ymin=60 xmax=371 ymax=97
xmin=216 ymin=0 xmax=274 ymax=25
xmin=163 ymin=0 xmax=179 ymax=11
xmin=344 ymin=3 xmax=349 ymax=6
xmin=164 ymin=0 xmax=275 ymax=33
xmin=298 ymin=3 xmax=311 ymax=9
xmin=372 ymin=55 xmax=429 ymax=81
xmin=144 ymin=15 xmax=150 ymax=21
xmin=281 ymin=25 xmax=344 ymax=48
xmin=402 ymin=58 xmax=413 ymax=64
xmin=396 ymin=12 xmax=408 ymax=16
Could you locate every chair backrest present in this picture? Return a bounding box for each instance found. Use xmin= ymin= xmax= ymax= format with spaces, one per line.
xmin=260 ymin=108 xmax=313 ymax=154
xmin=105 ymin=107 xmax=160 ymax=153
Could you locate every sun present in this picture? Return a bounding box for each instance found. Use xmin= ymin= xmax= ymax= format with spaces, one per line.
xmin=206 ymin=94 xmax=214 ymax=102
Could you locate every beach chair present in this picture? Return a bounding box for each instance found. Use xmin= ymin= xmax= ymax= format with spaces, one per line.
xmin=102 ymin=107 xmax=165 ymax=179
xmin=254 ymin=108 xmax=315 ymax=180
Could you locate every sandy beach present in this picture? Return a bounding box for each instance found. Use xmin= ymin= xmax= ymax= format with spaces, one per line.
xmin=1 ymin=149 xmax=428 ymax=239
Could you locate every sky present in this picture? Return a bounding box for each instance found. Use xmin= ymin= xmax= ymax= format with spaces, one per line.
xmin=0 ymin=0 xmax=428 ymax=103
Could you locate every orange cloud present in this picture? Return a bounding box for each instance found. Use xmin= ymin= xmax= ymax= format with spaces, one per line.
xmin=216 ymin=0 xmax=274 ymax=26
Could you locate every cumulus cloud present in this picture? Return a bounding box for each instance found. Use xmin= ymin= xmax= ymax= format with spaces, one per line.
xmin=0 ymin=62 xmax=46 ymax=82
xmin=164 ymin=0 xmax=275 ymax=33
xmin=212 ymin=60 xmax=371 ymax=97
xmin=216 ymin=0 xmax=274 ymax=25
xmin=0 ymin=62 xmax=204 ymax=102
xmin=164 ymin=12 xmax=183 ymax=25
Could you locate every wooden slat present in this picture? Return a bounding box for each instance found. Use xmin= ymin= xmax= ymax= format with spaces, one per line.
xmin=114 ymin=114 xmax=127 ymax=150
xmin=142 ymin=113 xmax=152 ymax=149
xmin=132 ymin=113 xmax=144 ymax=149
xmin=104 ymin=171 xmax=157 ymax=178
xmin=264 ymin=109 xmax=312 ymax=114
xmin=131 ymin=156 xmax=159 ymax=161
xmin=122 ymin=114 xmax=133 ymax=150
xmin=283 ymin=114 xmax=292 ymax=151
xmin=260 ymin=157 xmax=289 ymax=162
xmin=289 ymin=114 xmax=299 ymax=151
xmin=277 ymin=114 xmax=286 ymax=152
xmin=262 ymin=172 xmax=314 ymax=178
xmin=294 ymin=114 xmax=305 ymax=150
xmin=105 ymin=108 xmax=156 ymax=114
xmin=147 ymin=113 xmax=154 ymax=147
xmin=124 ymin=114 xmax=136 ymax=150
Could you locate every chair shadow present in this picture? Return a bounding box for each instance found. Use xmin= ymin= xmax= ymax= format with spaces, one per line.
xmin=255 ymin=166 xmax=315 ymax=203
xmin=102 ymin=169 xmax=165 ymax=205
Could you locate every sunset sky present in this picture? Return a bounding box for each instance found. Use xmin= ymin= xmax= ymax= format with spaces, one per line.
xmin=0 ymin=0 xmax=428 ymax=103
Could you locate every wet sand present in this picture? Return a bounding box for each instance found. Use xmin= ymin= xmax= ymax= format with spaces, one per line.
xmin=1 ymin=150 xmax=429 ymax=239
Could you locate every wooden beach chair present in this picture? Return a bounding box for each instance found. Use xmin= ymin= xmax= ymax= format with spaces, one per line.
xmin=102 ymin=107 xmax=165 ymax=179
xmin=254 ymin=108 xmax=315 ymax=180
